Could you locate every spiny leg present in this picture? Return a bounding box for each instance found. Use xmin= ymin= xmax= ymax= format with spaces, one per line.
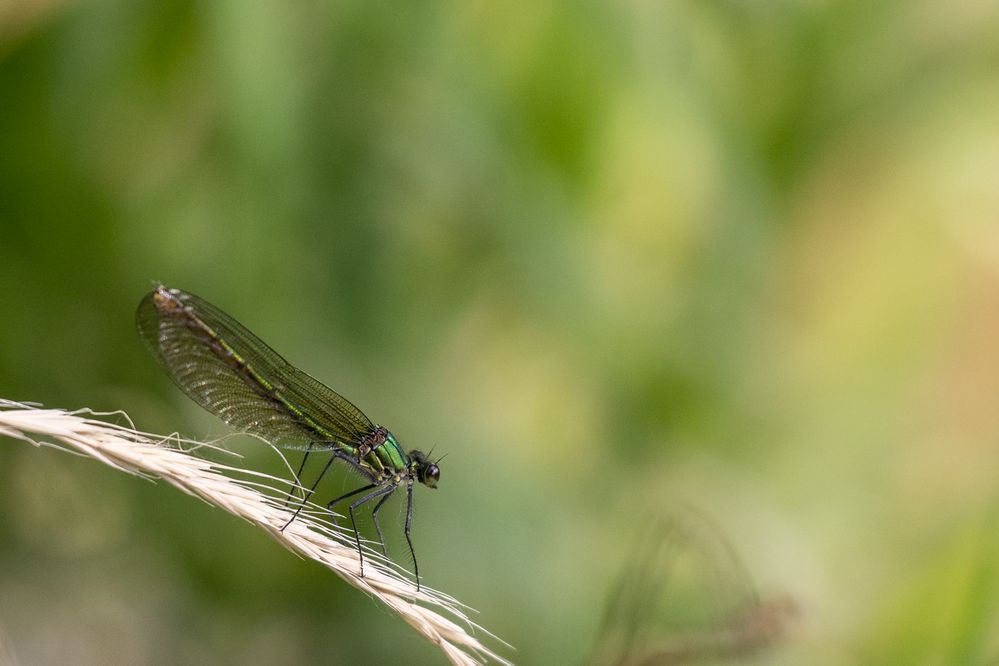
xmin=347 ymin=484 xmax=396 ymax=578
xmin=280 ymin=450 xmax=344 ymax=531
xmin=326 ymin=482 xmax=378 ymax=513
xmin=404 ymin=479 xmax=420 ymax=592
xmin=370 ymin=491 xmax=395 ymax=558
xmin=281 ymin=442 xmax=314 ymax=510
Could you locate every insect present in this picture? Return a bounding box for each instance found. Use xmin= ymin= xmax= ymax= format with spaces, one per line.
xmin=589 ymin=508 xmax=796 ymax=666
xmin=136 ymin=284 xmax=440 ymax=589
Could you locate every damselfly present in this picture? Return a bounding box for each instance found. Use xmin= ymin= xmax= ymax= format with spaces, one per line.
xmin=136 ymin=284 xmax=440 ymax=588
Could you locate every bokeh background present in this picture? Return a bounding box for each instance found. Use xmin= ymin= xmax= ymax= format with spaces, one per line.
xmin=2 ymin=1 xmax=999 ymax=664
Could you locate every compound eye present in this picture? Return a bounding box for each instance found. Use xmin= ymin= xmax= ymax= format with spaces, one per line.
xmin=424 ymin=463 xmax=440 ymax=488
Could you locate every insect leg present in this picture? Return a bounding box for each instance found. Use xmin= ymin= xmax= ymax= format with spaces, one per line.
xmin=280 ymin=448 xmax=348 ymax=531
xmin=281 ymin=442 xmax=314 ymax=510
xmin=348 ymin=484 xmax=396 ymax=578
xmin=404 ymin=479 xmax=420 ymax=592
xmin=326 ymin=482 xmax=378 ymax=511
xmin=370 ymin=491 xmax=394 ymax=558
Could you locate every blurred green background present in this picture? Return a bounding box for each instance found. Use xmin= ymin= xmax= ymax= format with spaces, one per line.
xmin=2 ymin=1 xmax=999 ymax=664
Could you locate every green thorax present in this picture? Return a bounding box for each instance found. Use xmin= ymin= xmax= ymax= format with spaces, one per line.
xmin=353 ymin=426 xmax=408 ymax=479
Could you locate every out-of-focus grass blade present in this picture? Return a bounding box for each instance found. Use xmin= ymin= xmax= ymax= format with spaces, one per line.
xmin=590 ymin=507 xmax=797 ymax=666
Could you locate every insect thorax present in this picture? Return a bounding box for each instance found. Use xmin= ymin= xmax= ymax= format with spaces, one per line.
xmin=357 ymin=425 xmax=409 ymax=479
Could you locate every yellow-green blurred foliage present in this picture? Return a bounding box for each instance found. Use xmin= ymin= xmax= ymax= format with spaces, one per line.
xmin=2 ymin=1 xmax=999 ymax=664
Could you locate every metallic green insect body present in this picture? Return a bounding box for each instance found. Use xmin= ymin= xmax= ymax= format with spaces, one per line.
xmin=136 ymin=284 xmax=439 ymax=588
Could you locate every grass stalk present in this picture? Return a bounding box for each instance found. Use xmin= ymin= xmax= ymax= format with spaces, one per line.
xmin=0 ymin=400 xmax=511 ymax=666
